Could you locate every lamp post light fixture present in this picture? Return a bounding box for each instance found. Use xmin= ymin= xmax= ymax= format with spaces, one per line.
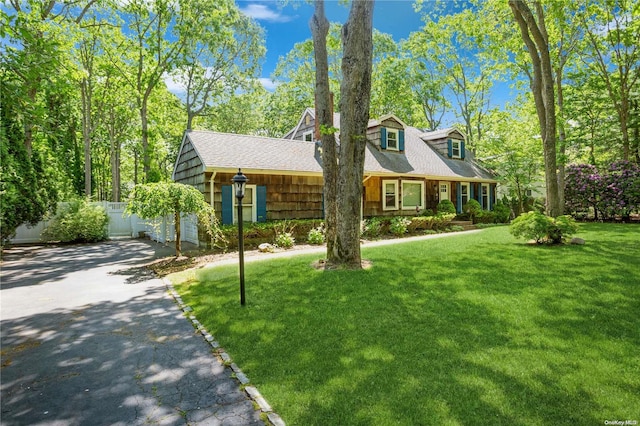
xmin=232 ymin=169 xmax=248 ymax=305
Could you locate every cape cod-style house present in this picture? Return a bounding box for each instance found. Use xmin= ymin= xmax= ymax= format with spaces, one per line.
xmin=172 ymin=108 xmax=497 ymax=225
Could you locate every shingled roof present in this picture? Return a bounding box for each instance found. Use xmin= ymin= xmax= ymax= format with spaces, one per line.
xmin=363 ymin=126 xmax=495 ymax=180
xmin=177 ymin=121 xmax=495 ymax=182
xmin=182 ymin=130 xmax=323 ymax=174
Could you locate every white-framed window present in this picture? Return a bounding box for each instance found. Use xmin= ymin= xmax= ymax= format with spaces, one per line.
xmin=481 ymin=183 xmax=490 ymax=209
xmin=386 ymin=129 xmax=399 ymax=150
xmin=439 ymin=182 xmax=450 ymax=202
xmin=401 ymin=180 xmax=424 ymax=210
xmin=460 ymin=182 xmax=470 ymax=206
xmin=303 ymin=130 xmax=313 ymax=142
xmin=451 ymin=140 xmax=461 ymax=158
xmin=233 ymin=184 xmax=257 ymax=223
xmin=383 ymin=180 xmax=399 ymax=210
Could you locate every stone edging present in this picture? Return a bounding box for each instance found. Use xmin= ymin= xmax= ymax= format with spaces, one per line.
xmin=163 ymin=278 xmax=286 ymax=426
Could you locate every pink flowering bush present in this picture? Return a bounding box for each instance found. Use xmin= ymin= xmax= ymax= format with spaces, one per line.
xmin=565 ymin=161 xmax=640 ymax=220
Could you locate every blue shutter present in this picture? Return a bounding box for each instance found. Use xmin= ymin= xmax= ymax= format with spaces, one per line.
xmin=470 ymin=182 xmax=474 ymax=201
xmin=221 ymin=185 xmax=233 ymax=225
xmin=489 ymin=185 xmax=494 ymax=210
xmin=461 ymin=141 xmax=466 ymax=159
xmin=447 ymin=139 xmax=453 ymax=158
xmin=380 ymin=128 xmax=387 ymax=149
xmin=456 ymin=182 xmax=462 ymax=213
xmin=399 ymin=130 xmax=405 ymax=151
xmin=477 ymin=183 xmax=483 ymax=204
xmin=256 ymin=185 xmax=267 ymax=222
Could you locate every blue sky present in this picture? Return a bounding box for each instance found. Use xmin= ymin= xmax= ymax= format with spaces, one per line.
xmin=236 ymin=0 xmax=426 ymax=90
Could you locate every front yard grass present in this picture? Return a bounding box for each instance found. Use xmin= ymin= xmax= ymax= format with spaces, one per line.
xmin=170 ymin=223 xmax=640 ymax=425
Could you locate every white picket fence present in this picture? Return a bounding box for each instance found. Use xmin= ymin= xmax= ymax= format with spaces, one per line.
xmin=9 ymin=202 xmax=199 ymax=246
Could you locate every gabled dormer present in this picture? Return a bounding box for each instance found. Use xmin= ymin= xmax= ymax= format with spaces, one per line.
xmin=367 ymin=114 xmax=407 ymax=152
xmin=283 ymin=108 xmax=316 ymax=141
xmin=420 ymin=128 xmax=466 ymax=160
xmin=283 ymin=107 xmax=342 ymax=142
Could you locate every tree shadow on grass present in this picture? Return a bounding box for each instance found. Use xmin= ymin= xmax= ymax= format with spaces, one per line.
xmin=183 ymin=257 xmax=621 ymax=425
xmin=178 ymin=225 xmax=640 ymax=425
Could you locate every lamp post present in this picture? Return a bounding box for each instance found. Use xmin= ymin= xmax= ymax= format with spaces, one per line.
xmin=232 ymin=169 xmax=248 ymax=306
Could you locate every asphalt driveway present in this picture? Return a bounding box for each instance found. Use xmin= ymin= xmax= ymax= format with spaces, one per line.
xmin=0 ymin=239 xmax=263 ymax=425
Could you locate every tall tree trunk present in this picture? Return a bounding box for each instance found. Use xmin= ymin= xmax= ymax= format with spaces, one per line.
xmin=24 ymin=87 xmax=37 ymax=154
xmin=186 ymin=112 xmax=194 ymax=131
xmin=509 ymin=0 xmax=561 ymax=217
xmin=109 ymin=109 xmax=121 ymax=202
xmin=633 ymin=98 xmax=640 ymax=163
xmin=140 ymin=101 xmax=151 ymax=181
xmin=556 ymin=68 xmax=566 ymax=213
xmin=310 ymin=0 xmax=338 ymax=262
xmin=81 ymin=79 xmax=92 ymax=198
xmin=335 ymin=0 xmax=375 ymax=268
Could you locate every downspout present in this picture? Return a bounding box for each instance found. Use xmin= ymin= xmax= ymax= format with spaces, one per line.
xmin=361 ymin=175 xmax=372 ymax=222
xmin=210 ymin=171 xmax=216 ymax=208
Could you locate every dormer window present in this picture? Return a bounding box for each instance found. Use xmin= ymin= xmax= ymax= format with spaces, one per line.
xmin=387 ymin=129 xmax=398 ymax=150
xmin=303 ymin=130 xmax=313 ymax=142
xmin=447 ymin=138 xmax=465 ymax=159
xmin=380 ymin=127 xmax=404 ymax=151
xmin=452 ymin=140 xmax=461 ymax=158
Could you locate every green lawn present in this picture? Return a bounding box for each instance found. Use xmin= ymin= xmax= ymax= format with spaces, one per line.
xmin=170 ymin=223 xmax=640 ymax=425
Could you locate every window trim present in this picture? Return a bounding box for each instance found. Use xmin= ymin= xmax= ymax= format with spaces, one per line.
xmin=401 ymin=180 xmax=425 ymax=210
xmin=451 ymin=139 xmax=462 ymax=158
xmin=481 ymin=183 xmax=490 ymax=209
xmin=460 ymin=182 xmax=470 ymax=207
xmin=386 ymin=128 xmax=399 ymax=151
xmin=303 ymin=130 xmax=314 ymax=142
xmin=233 ymin=184 xmax=257 ymax=223
xmin=382 ymin=179 xmax=399 ymax=211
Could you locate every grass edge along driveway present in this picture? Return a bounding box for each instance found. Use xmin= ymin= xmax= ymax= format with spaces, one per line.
xmin=170 ymin=223 xmax=640 ymax=426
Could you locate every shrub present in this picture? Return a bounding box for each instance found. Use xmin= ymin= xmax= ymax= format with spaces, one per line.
xmin=492 ymin=200 xmax=511 ymax=223
xmin=432 ymin=213 xmax=456 ymax=231
xmin=409 ymin=216 xmax=434 ymax=231
xmin=446 ymin=225 xmax=465 ymax=232
xmin=362 ymin=217 xmax=384 ymax=238
xmin=463 ymin=199 xmax=482 ymax=222
xmin=42 ymin=199 xmax=109 ymax=243
xmin=509 ymin=211 xmax=578 ymax=244
xmin=216 ymin=219 xmax=324 ymax=251
xmin=437 ymin=199 xmax=456 ymax=214
xmin=275 ymin=232 xmax=295 ymax=248
xmin=476 ymin=210 xmax=496 ymax=224
xmin=307 ymin=225 xmax=325 ymax=245
xmin=390 ymin=217 xmax=411 ymax=236
xmin=423 ymin=229 xmax=437 ymax=235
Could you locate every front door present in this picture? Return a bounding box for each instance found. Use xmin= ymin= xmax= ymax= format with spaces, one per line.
xmin=439 ymin=182 xmax=450 ymax=202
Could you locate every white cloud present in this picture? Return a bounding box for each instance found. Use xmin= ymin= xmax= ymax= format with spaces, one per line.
xmin=163 ymin=73 xmax=185 ymax=95
xmin=239 ymin=4 xmax=294 ymax=23
xmin=258 ymin=77 xmax=279 ymax=91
